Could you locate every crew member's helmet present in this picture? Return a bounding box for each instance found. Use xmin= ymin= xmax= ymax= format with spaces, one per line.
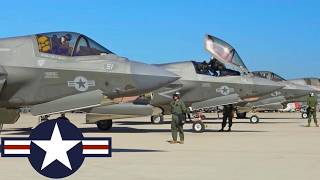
xmin=64 ymin=33 xmax=72 ymax=41
xmin=173 ymin=92 xmax=181 ymax=98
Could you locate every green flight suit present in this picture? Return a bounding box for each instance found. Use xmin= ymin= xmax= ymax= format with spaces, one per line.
xmin=170 ymin=100 xmax=187 ymax=142
xmin=307 ymin=96 xmax=318 ymax=125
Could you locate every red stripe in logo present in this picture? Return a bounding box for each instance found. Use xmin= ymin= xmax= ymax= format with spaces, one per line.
xmin=82 ymin=145 xmax=109 ymax=150
xmin=4 ymin=145 xmax=31 ymax=150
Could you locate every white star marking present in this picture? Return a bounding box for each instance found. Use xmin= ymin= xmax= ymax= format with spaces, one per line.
xmin=32 ymin=123 xmax=80 ymax=170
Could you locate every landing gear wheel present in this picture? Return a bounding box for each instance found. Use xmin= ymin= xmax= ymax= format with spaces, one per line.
xmin=250 ymin=115 xmax=260 ymax=124
xmin=151 ymin=115 xmax=164 ymax=124
xmin=192 ymin=121 xmax=205 ymax=133
xmin=236 ymin=112 xmax=247 ymax=119
xmin=301 ymin=112 xmax=308 ymax=119
xmin=96 ymin=120 xmax=113 ymax=131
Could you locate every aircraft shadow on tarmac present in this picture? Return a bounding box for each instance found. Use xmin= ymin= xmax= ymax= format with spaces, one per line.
xmin=0 ymin=125 xmax=268 ymax=136
xmin=80 ymin=127 xmax=267 ymax=133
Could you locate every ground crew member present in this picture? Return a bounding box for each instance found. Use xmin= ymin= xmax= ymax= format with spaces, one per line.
xmin=219 ymin=104 xmax=234 ymax=132
xmin=307 ymin=92 xmax=318 ymax=127
xmin=169 ymin=92 xmax=188 ymax=144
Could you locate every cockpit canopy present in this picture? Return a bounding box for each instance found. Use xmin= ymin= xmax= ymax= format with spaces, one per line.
xmin=36 ymin=32 xmax=113 ymax=57
xmin=204 ymin=34 xmax=248 ymax=73
xmin=252 ymin=71 xmax=286 ymax=82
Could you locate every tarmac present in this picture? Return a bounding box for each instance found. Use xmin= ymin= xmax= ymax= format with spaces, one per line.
xmin=0 ymin=112 xmax=319 ymax=180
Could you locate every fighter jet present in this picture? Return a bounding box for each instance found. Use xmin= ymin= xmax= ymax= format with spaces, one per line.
xmin=286 ymin=77 xmax=320 ymax=118
xmin=0 ymin=31 xmax=179 ymax=131
xmin=288 ymin=77 xmax=320 ymax=99
xmin=235 ymin=71 xmax=316 ymax=123
xmin=84 ymin=35 xmax=284 ymax=132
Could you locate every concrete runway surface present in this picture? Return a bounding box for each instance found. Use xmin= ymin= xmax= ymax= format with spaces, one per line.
xmin=0 ymin=112 xmax=319 ymax=180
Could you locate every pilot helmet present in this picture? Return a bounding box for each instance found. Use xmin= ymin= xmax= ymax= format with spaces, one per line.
xmin=310 ymin=92 xmax=315 ymax=97
xmin=173 ymin=92 xmax=181 ymax=98
xmin=64 ymin=33 xmax=72 ymax=41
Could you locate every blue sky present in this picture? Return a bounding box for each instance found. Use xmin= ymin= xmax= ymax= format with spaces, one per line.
xmin=0 ymin=0 xmax=319 ymax=79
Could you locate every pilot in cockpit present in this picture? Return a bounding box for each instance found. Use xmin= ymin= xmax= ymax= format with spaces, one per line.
xmin=60 ymin=34 xmax=72 ymax=55
xmin=208 ymin=57 xmax=226 ymax=76
xmin=199 ymin=61 xmax=210 ymax=75
xmin=51 ymin=34 xmax=72 ymax=56
xmin=208 ymin=57 xmax=219 ymax=76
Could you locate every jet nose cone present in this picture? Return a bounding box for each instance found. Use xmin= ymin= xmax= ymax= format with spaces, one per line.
xmin=251 ymin=76 xmax=285 ymax=95
xmin=130 ymin=61 xmax=180 ymax=92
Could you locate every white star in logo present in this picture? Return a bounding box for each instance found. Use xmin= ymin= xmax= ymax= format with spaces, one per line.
xmin=32 ymin=123 xmax=80 ymax=170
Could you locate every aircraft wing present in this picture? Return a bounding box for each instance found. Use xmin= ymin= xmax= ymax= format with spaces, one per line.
xmin=254 ymin=103 xmax=284 ymax=111
xmin=247 ymin=96 xmax=286 ymax=108
xmin=30 ymin=90 xmax=107 ymax=116
xmin=191 ymin=94 xmax=243 ymax=110
xmin=85 ymin=103 xmax=157 ymax=123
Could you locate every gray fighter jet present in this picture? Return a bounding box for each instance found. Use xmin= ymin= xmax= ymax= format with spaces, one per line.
xmin=288 ymin=78 xmax=320 ymax=99
xmin=0 ymin=31 xmax=179 ymax=130
xmin=85 ymin=35 xmax=284 ymax=132
xmin=285 ymin=77 xmax=320 ymax=118
xmin=235 ymin=71 xmax=316 ymax=123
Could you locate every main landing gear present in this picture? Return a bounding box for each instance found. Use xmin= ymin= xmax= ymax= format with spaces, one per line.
xmin=237 ymin=111 xmax=260 ymax=124
xmin=236 ymin=112 xmax=247 ymax=119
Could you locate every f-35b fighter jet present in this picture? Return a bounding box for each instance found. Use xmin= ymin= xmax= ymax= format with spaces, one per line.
xmin=0 ymin=32 xmax=179 ymax=130
xmin=234 ymin=71 xmax=316 ymax=123
xmin=84 ymin=35 xmax=284 ymax=132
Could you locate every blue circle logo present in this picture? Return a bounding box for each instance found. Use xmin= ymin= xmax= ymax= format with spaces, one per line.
xmin=28 ymin=118 xmax=84 ymax=179
xmin=0 ymin=118 xmax=112 ymax=179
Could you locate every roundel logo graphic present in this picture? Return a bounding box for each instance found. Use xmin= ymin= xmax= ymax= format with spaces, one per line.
xmin=67 ymin=76 xmax=96 ymax=92
xmin=216 ymin=86 xmax=235 ymax=96
xmin=28 ymin=119 xmax=84 ymax=178
xmin=0 ymin=118 xmax=112 ymax=179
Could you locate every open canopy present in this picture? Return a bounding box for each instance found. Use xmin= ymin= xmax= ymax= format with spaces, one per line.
xmin=252 ymin=71 xmax=286 ymax=82
xmin=204 ymin=34 xmax=248 ymax=73
xmin=36 ymin=32 xmax=113 ymax=57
